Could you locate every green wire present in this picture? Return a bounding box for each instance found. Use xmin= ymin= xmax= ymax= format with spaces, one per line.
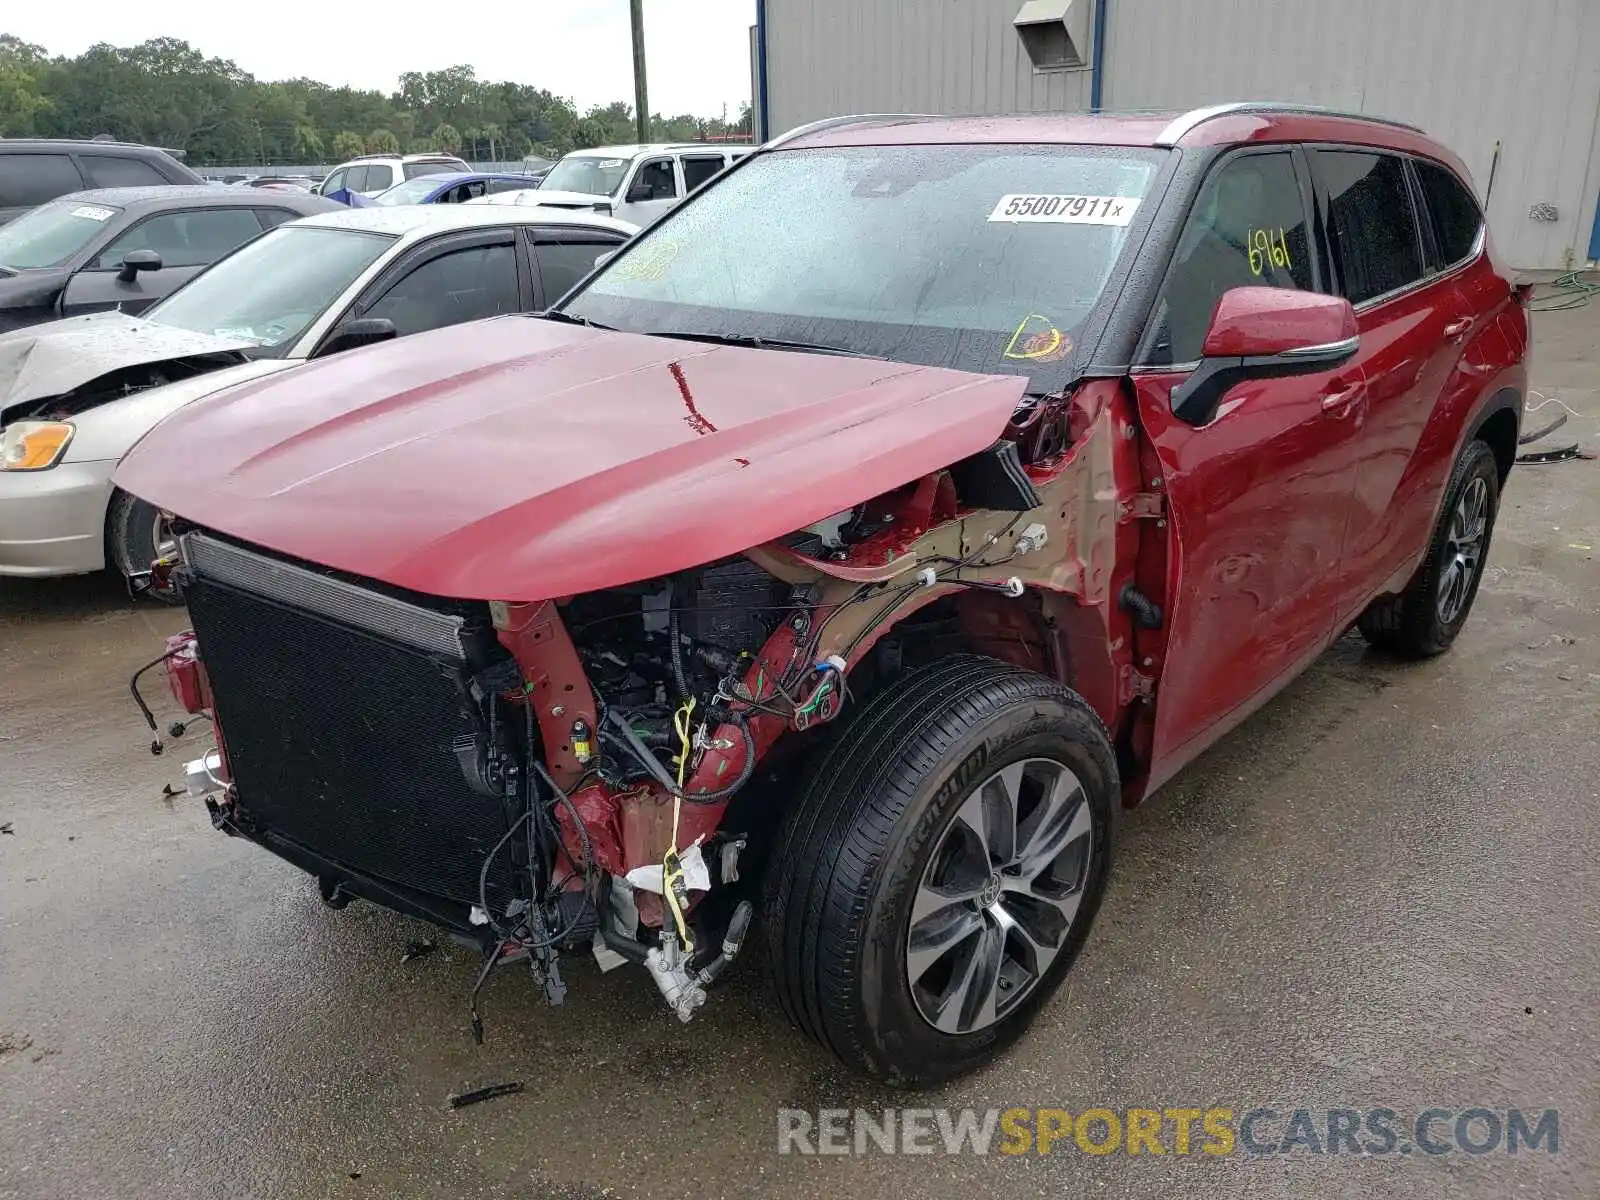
xmin=1528 ymin=270 xmax=1600 ymax=312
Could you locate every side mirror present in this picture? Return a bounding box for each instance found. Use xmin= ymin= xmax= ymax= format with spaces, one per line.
xmin=315 ymin=316 xmax=398 ymax=358
xmin=624 ymin=183 xmax=654 ymax=204
xmin=593 ymin=250 xmax=618 ymax=269
xmin=1173 ymin=287 xmax=1359 ymax=426
xmin=118 ymin=249 xmax=163 ymax=283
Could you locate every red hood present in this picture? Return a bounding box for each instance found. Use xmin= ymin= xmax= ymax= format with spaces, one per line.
xmin=114 ymin=317 xmax=1027 ymax=600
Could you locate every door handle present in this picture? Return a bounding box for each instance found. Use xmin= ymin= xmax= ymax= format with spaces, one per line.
xmin=1320 ymin=381 xmax=1364 ymax=415
xmin=1444 ymin=316 xmax=1473 ymax=341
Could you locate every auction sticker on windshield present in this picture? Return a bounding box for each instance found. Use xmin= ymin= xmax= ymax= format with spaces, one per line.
xmin=988 ymin=194 xmax=1139 ymax=226
xmin=71 ymin=205 xmax=117 ymax=221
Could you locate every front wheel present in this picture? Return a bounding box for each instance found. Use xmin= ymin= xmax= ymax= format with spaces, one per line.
xmin=1358 ymin=439 xmax=1500 ymax=656
xmin=764 ymin=656 xmax=1118 ymax=1087
xmin=106 ymin=489 xmax=181 ymax=603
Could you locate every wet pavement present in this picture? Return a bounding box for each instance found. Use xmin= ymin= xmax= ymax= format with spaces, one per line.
xmin=2 ymin=309 xmax=1598 ymax=1200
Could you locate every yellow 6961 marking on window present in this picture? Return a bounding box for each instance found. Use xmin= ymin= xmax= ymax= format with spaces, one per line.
xmin=1248 ymin=228 xmax=1292 ymax=276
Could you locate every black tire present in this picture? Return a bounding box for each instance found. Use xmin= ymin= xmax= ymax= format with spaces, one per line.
xmin=1358 ymin=439 xmax=1500 ymax=657
xmin=764 ymin=655 xmax=1118 ymax=1087
xmin=105 ymin=488 xmax=180 ymax=603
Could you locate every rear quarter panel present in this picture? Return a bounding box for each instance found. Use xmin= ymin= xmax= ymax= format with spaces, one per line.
xmin=1366 ymin=252 xmax=1527 ymax=601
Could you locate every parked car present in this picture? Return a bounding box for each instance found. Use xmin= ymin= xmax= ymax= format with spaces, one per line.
xmin=0 ymin=186 xmax=338 ymax=333
xmin=316 ymin=153 xmax=472 ymax=201
xmin=112 ymin=104 xmax=1527 ymax=1087
xmin=242 ymin=177 xmax=316 ymax=193
xmin=0 ymin=138 xmax=202 ymax=227
xmin=371 ymin=172 xmax=540 ymax=206
xmin=0 ymin=203 xmax=635 ymax=580
xmin=533 ymin=142 xmax=753 ymax=225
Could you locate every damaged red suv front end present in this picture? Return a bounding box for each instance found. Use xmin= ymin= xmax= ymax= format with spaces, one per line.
xmin=119 ymin=304 xmax=1142 ymax=1054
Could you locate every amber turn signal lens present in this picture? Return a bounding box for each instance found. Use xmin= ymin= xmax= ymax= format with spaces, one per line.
xmin=0 ymin=421 xmax=75 ymax=471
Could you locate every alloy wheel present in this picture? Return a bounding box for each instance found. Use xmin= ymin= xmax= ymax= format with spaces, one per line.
xmin=906 ymin=757 xmax=1094 ymax=1034
xmin=1437 ymin=475 xmax=1489 ymax=625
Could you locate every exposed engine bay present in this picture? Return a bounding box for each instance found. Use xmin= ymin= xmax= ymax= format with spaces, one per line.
xmin=140 ymin=382 xmax=1147 ymax=1039
xmin=0 ymin=353 xmax=247 ymax=428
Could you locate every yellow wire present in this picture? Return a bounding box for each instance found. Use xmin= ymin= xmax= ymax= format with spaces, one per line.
xmin=663 ymin=698 xmax=697 ymax=948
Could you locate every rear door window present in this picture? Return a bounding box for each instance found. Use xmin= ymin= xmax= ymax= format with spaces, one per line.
xmin=1413 ymin=159 xmax=1483 ymax=270
xmin=1146 ymin=150 xmax=1314 ymax=365
xmin=79 ymin=154 xmax=169 ymax=188
xmin=1313 ymin=150 xmax=1426 ymax=304
xmin=532 ymin=233 xmax=628 ymax=303
xmin=0 ymin=152 xmax=86 ymax=208
xmin=681 ymin=155 xmax=727 ymax=192
xmin=362 ymin=240 xmax=521 ymax=335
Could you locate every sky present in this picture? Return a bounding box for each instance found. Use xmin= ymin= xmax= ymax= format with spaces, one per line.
xmin=4 ymin=0 xmax=757 ymax=118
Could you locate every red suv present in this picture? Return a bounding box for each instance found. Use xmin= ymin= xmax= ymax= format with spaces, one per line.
xmin=117 ymin=103 xmax=1527 ymax=1086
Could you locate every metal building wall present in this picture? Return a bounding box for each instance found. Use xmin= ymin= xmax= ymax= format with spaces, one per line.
xmin=763 ymin=0 xmax=1600 ymax=268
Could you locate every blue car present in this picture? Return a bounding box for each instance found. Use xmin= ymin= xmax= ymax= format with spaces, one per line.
xmin=361 ymin=172 xmax=539 ymax=208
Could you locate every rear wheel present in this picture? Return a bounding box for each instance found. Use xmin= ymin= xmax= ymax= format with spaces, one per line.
xmin=1358 ymin=439 xmax=1500 ymax=656
xmin=106 ymin=489 xmax=180 ymax=602
xmin=764 ymin=656 xmax=1117 ymax=1086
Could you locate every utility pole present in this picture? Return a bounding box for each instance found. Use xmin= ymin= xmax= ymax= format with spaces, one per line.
xmin=630 ymin=0 xmax=649 ymax=143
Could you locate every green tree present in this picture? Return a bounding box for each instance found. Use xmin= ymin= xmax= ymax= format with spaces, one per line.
xmin=432 ymin=122 xmax=461 ymax=154
xmin=9 ymin=35 xmax=744 ymax=164
xmin=292 ymin=124 xmax=324 ymax=160
xmin=331 ymin=130 xmax=365 ymax=159
xmin=478 ymin=121 xmax=502 ymax=161
xmin=0 ymin=36 xmax=49 ymax=135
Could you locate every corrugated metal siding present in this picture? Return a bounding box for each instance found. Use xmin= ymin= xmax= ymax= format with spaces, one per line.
xmin=764 ymin=0 xmax=1600 ymax=267
xmin=764 ymin=0 xmax=1091 ymax=131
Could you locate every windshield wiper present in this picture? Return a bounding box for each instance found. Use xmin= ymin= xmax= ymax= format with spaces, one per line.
xmin=658 ymin=330 xmax=870 ymax=358
xmin=538 ymin=310 xmax=615 ymax=330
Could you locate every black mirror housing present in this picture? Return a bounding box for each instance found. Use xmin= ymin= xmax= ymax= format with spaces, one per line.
xmin=118 ymin=249 xmax=163 ymax=283
xmin=315 ymin=316 xmax=399 ymax=358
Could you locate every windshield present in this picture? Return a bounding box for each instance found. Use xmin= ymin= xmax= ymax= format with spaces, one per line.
xmin=561 ymin=144 xmax=1162 ymax=388
xmin=0 ymin=201 xmax=122 ymax=271
xmin=374 ymin=177 xmax=448 ymax=206
xmin=144 ymin=225 xmax=396 ymax=356
xmin=541 ymin=155 xmax=632 ymax=197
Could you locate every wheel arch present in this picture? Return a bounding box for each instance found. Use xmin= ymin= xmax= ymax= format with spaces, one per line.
xmin=1471 ymin=387 xmax=1522 ymax=485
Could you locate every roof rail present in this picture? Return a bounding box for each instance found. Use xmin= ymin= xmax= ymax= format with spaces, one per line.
xmin=1154 ymin=102 xmax=1425 ymax=147
xmin=764 ymin=113 xmax=941 ymax=150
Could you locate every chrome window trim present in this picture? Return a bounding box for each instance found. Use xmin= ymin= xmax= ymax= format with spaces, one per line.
xmin=1279 ymin=334 xmax=1360 ymax=359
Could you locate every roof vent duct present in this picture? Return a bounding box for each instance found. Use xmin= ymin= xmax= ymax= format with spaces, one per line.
xmin=1013 ymin=0 xmax=1091 ymax=71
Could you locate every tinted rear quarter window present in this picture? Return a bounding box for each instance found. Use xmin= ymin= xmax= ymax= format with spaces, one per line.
xmin=79 ymin=154 xmax=170 ymax=188
xmin=1414 ymin=159 xmax=1483 ymax=267
xmin=1315 ymin=150 xmax=1424 ymax=304
xmin=0 ymin=152 xmax=86 ymax=208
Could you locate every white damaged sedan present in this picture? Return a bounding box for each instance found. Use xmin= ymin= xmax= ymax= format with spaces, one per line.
xmin=0 ymin=203 xmax=634 ymax=582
